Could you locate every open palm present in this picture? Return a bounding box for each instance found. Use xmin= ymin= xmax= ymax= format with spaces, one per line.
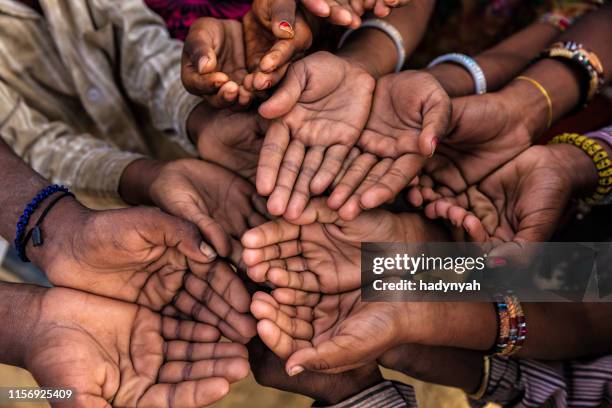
xmin=250 ymin=289 xmax=405 ymax=374
xmin=257 ymin=51 xmax=375 ymax=219
xmin=329 ymin=71 xmax=451 ymax=218
xmin=241 ymin=198 xmax=408 ymax=294
xmin=27 ymin=287 xmax=250 ymax=407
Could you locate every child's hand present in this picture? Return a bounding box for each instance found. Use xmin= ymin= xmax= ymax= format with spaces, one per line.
xmin=243 ymin=0 xmax=313 ymax=94
xmin=302 ymin=0 xmax=413 ymax=27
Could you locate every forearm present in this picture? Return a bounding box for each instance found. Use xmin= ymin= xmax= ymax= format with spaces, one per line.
xmin=118 ymin=158 xmax=166 ymax=206
xmin=430 ymin=21 xmax=561 ymax=97
xmin=0 ymin=282 xmax=43 ymax=367
xmin=337 ymin=1 xmax=435 ymax=78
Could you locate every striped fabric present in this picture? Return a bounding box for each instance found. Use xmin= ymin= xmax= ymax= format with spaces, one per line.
xmin=0 ymin=0 xmax=200 ymax=205
xmin=472 ymin=355 xmax=612 ymax=407
xmin=317 ymin=381 xmax=418 ymax=408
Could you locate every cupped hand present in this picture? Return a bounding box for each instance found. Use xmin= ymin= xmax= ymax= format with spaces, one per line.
xmin=328 ymin=71 xmax=451 ymax=219
xmin=250 ymin=289 xmax=406 ymax=374
xmin=301 ymin=0 xmax=412 ymax=26
xmin=243 ymin=0 xmax=313 ymax=93
xmin=241 ymin=197 xmax=408 ymax=294
xmin=187 ymin=105 xmax=267 ymax=183
xmin=249 ymin=337 xmax=383 ymax=405
xmin=37 ymin=203 xmax=256 ymax=342
xmin=423 ymin=145 xmax=584 ymax=266
xmin=256 ymin=51 xmax=375 ymax=219
xmin=182 ymin=18 xmax=253 ymax=107
xmin=150 ymin=158 xmax=268 ymax=257
xmin=407 ymin=90 xmax=536 ymax=206
xmin=26 ymin=286 xmax=250 ymax=407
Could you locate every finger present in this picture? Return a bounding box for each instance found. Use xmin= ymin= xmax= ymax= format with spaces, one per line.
xmin=242 ymin=219 xmax=300 ymax=250
xmin=328 ymin=3 xmax=357 ymax=26
xmin=285 ymin=335 xmax=375 ymax=375
xmin=165 ymin=341 xmax=248 ymax=361
xmin=328 ymin=153 xmax=378 ymax=210
xmin=161 ymin=305 xmax=191 ymax=320
xmin=406 ymin=187 xmax=424 ymax=207
xmin=258 ymin=62 xmax=305 ymax=119
xmin=183 ymin=274 xmax=257 ymax=340
xmin=332 ymin=147 xmax=362 ymax=188
xmin=271 ymin=288 xmax=320 ymax=306
xmin=269 ymin=0 xmax=297 ymax=39
xmin=251 ymin=296 xmax=313 ymax=339
xmin=159 ymin=358 xmax=250 ymax=383
xmin=161 ymin=317 xmax=221 ymax=342
xmin=463 ymin=214 xmax=489 ymax=243
xmin=188 ymin=262 xmax=251 ymax=314
xmin=251 ymin=64 xmax=289 ymax=91
xmin=246 ymin=257 xmax=308 ymax=282
xmin=257 ymin=319 xmax=312 ymax=359
xmin=300 ymin=0 xmax=332 ymax=16
xmin=142 ymin=379 xmax=230 ymax=408
xmin=373 ymin=1 xmax=391 ymax=17
xmin=268 ymin=141 xmax=306 ymax=216
xmin=180 ymin=209 xmax=229 ymax=259
xmin=285 ymin=146 xmax=325 ymax=220
xmin=267 ymin=267 xmax=322 ymax=293
xmin=419 ymin=97 xmax=451 ymax=157
xmin=173 ymin=290 xmax=254 ymax=343
xmin=260 ymin=15 xmax=312 ymax=73
xmin=360 ymin=155 xmax=426 ymax=209
xmin=257 ymin=121 xmax=290 ymax=196
xmin=242 ymin=241 xmax=302 ymax=266
xmin=337 ymin=158 xmax=392 ymax=221
xmin=311 ymin=145 xmax=351 ymax=194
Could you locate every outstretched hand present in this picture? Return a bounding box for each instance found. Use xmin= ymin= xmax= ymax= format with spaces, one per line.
xmin=26 ymin=286 xmax=250 ymax=407
xmin=35 ymin=203 xmax=256 ymax=343
xmin=182 ymin=18 xmax=253 ymax=107
xmin=241 ymin=197 xmax=413 ymax=294
xmin=256 ymin=51 xmax=375 ymax=219
xmin=328 ymin=71 xmax=451 ymax=220
xmin=302 ymin=0 xmax=412 ymax=27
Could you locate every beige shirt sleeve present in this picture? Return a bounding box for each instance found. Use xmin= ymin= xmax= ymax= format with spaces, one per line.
xmin=0 ymin=81 xmax=144 ymax=199
xmin=91 ymin=0 xmax=201 ymax=155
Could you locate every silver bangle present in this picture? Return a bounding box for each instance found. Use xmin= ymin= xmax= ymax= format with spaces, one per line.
xmin=338 ymin=19 xmax=406 ymax=73
xmin=428 ymin=53 xmax=487 ymax=95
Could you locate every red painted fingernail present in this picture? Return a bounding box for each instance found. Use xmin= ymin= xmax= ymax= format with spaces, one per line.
xmin=429 ymin=137 xmax=439 ymax=158
xmin=278 ymin=21 xmax=295 ymax=37
xmin=488 ymin=257 xmax=507 ymax=268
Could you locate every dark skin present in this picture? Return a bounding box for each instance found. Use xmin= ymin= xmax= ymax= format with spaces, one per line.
xmin=1 ymin=284 xmax=250 ymax=408
xmin=0 ymin=140 xmax=256 ymax=343
xmin=242 ymin=197 xmax=448 ymax=294
xmin=256 ymin=51 xmax=376 ymax=218
xmin=186 ymin=105 xmax=267 ymax=183
xmin=327 ymin=70 xmax=451 ymax=220
xmin=248 ymin=338 xmax=383 ymax=405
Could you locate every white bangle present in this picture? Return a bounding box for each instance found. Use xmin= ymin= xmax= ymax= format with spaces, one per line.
xmin=428 ymin=53 xmax=487 ymax=95
xmin=338 ymin=19 xmax=406 ymax=73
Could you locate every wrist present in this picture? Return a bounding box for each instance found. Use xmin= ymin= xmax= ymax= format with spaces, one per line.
xmin=118 ymin=158 xmax=166 ymax=206
xmin=548 ymin=143 xmax=600 ymax=197
xmin=26 ymin=196 xmax=92 ymax=277
xmin=314 ymin=365 xmax=383 ymax=405
xmin=337 ymin=29 xmax=398 ymax=79
xmin=427 ymin=63 xmax=476 ymax=97
xmin=0 ymin=282 xmax=45 ymax=367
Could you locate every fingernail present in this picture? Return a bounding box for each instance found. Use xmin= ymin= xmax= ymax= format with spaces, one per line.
xmin=488 ymin=257 xmax=507 ymax=268
xmin=197 ymin=56 xmax=210 ymax=74
xmin=200 ymin=242 xmax=217 ymax=260
xmin=429 ymin=137 xmax=439 ymax=158
xmin=278 ymin=21 xmax=295 ymax=38
xmin=288 ymin=365 xmax=304 ymax=377
xmin=262 ymin=80 xmax=272 ymax=90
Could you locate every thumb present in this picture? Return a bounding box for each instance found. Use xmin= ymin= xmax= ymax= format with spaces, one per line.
xmin=285 ymin=336 xmax=372 ymax=375
xmin=184 ymin=19 xmax=220 ymax=75
xmin=269 ymin=0 xmax=297 ymax=39
xmin=258 ymin=61 xmax=305 ymax=119
xmin=419 ymin=96 xmax=451 ymax=157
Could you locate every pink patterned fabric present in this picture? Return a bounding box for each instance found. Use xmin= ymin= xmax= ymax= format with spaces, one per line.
xmin=145 ymin=0 xmax=252 ymax=40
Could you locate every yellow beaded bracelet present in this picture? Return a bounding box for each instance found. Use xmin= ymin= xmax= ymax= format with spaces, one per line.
xmin=548 ymin=133 xmax=612 ymax=205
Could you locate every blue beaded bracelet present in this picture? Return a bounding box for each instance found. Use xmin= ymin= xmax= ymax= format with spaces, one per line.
xmin=14 ymin=184 xmax=70 ymax=262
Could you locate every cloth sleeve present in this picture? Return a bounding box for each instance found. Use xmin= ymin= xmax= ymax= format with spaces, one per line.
xmin=314 ymin=380 xmax=418 ymax=408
